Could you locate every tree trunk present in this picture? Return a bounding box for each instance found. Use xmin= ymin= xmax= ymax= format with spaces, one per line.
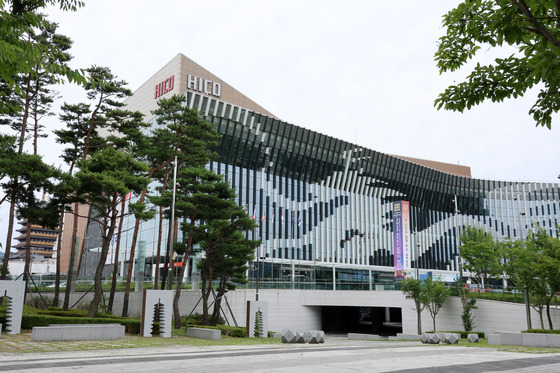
xmin=108 ymin=198 xmax=125 ymax=313
xmin=201 ymin=271 xmax=210 ymax=325
xmin=53 ymin=204 xmax=65 ymax=306
xmin=546 ymin=294 xmax=554 ymax=330
xmin=87 ymin=209 xmax=117 ymax=318
xmin=0 ymin=199 xmax=16 ymax=280
xmin=416 ymin=305 xmax=422 ymax=335
xmin=173 ymin=253 xmax=189 ymax=329
xmin=432 ymin=315 xmax=437 ymax=332
xmin=211 ymin=276 xmax=228 ymax=326
xmin=23 ymin=222 xmax=32 ymax=302
xmin=63 ymin=202 xmax=80 ymax=310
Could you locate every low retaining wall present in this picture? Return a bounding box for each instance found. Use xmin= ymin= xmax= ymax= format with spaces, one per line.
xmin=31 ymin=324 xmax=125 ymax=342
xmin=488 ymin=331 xmax=560 ymax=348
xmin=186 ymin=327 xmax=221 ymax=340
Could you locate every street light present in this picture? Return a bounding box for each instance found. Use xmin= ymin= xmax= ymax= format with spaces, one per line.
xmin=514 ymin=194 xmax=532 ymax=330
xmin=454 ymin=196 xmax=464 ymax=284
xmin=416 ymin=242 xmax=420 ymax=280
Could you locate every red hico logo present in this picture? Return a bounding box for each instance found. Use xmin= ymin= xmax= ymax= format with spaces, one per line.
xmin=154 ymin=75 xmax=174 ymax=99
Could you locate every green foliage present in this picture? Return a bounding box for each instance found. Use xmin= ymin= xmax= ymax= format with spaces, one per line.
xmin=460 ymin=226 xmax=502 ymax=287
xmin=435 ymin=1 xmax=560 ymax=128
xmin=424 ymin=277 xmax=450 ymax=332
xmin=400 ymin=277 xmax=426 ymax=335
xmin=254 ymin=311 xmax=262 ymax=337
xmin=0 ymin=1 xmax=86 ymax=114
xmin=19 ymin=313 xmax=141 ymax=334
xmin=524 ymin=329 xmax=560 ymax=335
xmin=459 ymin=287 xmax=478 ymax=332
xmin=183 ymin=312 xmax=225 ymax=326
xmin=503 ymin=224 xmax=560 ymax=329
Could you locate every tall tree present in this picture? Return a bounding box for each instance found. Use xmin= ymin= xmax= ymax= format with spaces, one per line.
xmin=0 ymin=0 xmax=84 ymax=115
xmin=435 ymin=1 xmax=560 ymax=128
xmin=65 ymin=146 xmax=150 ymax=317
xmin=136 ymin=96 xmax=220 ymax=321
xmin=186 ymin=172 xmax=259 ymax=326
xmin=0 ymin=16 xmax=73 ymax=281
xmin=0 ymin=135 xmax=60 ymax=280
xmin=401 ymin=277 xmax=426 ymax=335
xmin=460 ymin=226 xmax=502 ymax=289
xmin=120 ymin=95 xmax=220 ymax=316
xmin=62 ymin=66 xmax=132 ymax=310
xmin=423 ymin=278 xmax=450 ymax=332
xmin=527 ymin=225 xmax=560 ymax=329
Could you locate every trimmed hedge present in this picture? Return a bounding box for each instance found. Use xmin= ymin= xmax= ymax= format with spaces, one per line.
xmin=524 ymin=329 xmax=560 ymax=334
xmin=184 ymin=323 xmax=246 ymax=338
xmin=21 ymin=314 xmax=141 ymax=334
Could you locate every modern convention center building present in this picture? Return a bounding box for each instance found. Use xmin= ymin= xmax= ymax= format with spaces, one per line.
xmin=65 ymin=54 xmax=560 ymax=334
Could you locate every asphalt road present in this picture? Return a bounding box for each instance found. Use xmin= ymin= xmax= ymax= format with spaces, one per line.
xmin=1 ymin=338 xmax=560 ymax=372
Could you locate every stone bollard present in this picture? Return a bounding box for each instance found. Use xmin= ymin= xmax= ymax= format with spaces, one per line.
xmin=295 ymin=331 xmax=306 ymax=343
xmin=467 ymin=333 xmax=480 ymax=343
xmin=304 ymin=330 xmax=325 ymax=344
xmin=281 ymin=329 xmax=297 ymax=343
xmin=428 ymin=334 xmax=440 ymax=344
xmin=444 ymin=333 xmax=459 ymax=344
xmin=420 ymin=334 xmax=430 ymax=344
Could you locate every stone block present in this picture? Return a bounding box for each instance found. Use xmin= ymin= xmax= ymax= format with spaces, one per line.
xmin=394 ymin=333 xmax=421 ymax=340
xmin=428 ymin=334 xmax=440 ymax=344
xmin=304 ymin=330 xmax=325 ymax=344
xmin=547 ymin=335 xmax=560 ymax=348
xmin=282 ymin=329 xmax=297 ymax=343
xmin=186 ymin=327 xmax=221 ymax=340
xmin=31 ymin=324 xmax=125 ymax=342
xmin=295 ymin=331 xmax=306 ymax=343
xmin=499 ymin=332 xmax=523 ymax=346
xmin=444 ymin=333 xmax=459 ymax=344
xmin=90 ymin=324 xmax=124 ymax=340
xmin=420 ymin=334 xmax=430 ymax=344
xmin=487 ymin=334 xmax=501 ymax=345
xmin=522 ymin=333 xmax=548 ymax=348
xmin=467 ymin=334 xmax=479 ymax=343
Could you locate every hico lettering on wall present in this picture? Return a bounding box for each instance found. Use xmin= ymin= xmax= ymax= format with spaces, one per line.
xmin=154 ymin=76 xmax=174 ymax=99
xmin=187 ymin=74 xmax=221 ymax=97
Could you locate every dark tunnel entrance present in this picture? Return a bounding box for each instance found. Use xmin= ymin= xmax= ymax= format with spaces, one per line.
xmin=321 ymin=306 xmax=402 ymax=336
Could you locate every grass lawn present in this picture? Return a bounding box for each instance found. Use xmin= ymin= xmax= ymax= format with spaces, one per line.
xmin=0 ymin=328 xmax=281 ymax=354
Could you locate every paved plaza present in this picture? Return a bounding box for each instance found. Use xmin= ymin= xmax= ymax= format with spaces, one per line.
xmin=1 ymin=337 xmax=560 ymax=372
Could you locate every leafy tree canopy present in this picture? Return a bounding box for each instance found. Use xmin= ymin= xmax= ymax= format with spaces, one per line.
xmin=0 ymin=0 xmax=85 ymax=114
xmin=460 ymin=225 xmax=502 ymax=286
xmin=435 ymin=1 xmax=560 ymax=128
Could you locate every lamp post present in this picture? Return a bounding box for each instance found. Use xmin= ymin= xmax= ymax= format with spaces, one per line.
xmin=454 ymin=196 xmax=464 ymax=284
xmin=416 ymin=242 xmax=420 ymax=280
xmin=515 ymin=194 xmax=532 ymax=330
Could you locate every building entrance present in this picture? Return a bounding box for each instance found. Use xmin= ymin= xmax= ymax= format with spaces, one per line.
xmin=321 ymin=306 xmax=402 ymax=336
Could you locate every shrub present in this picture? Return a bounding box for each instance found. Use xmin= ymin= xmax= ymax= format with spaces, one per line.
xmin=524 ymin=329 xmax=560 ymax=334
xmin=20 ymin=314 xmax=141 ymax=334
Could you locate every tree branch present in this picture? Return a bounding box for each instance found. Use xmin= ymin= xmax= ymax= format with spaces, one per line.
xmin=512 ymin=0 xmax=560 ymax=50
